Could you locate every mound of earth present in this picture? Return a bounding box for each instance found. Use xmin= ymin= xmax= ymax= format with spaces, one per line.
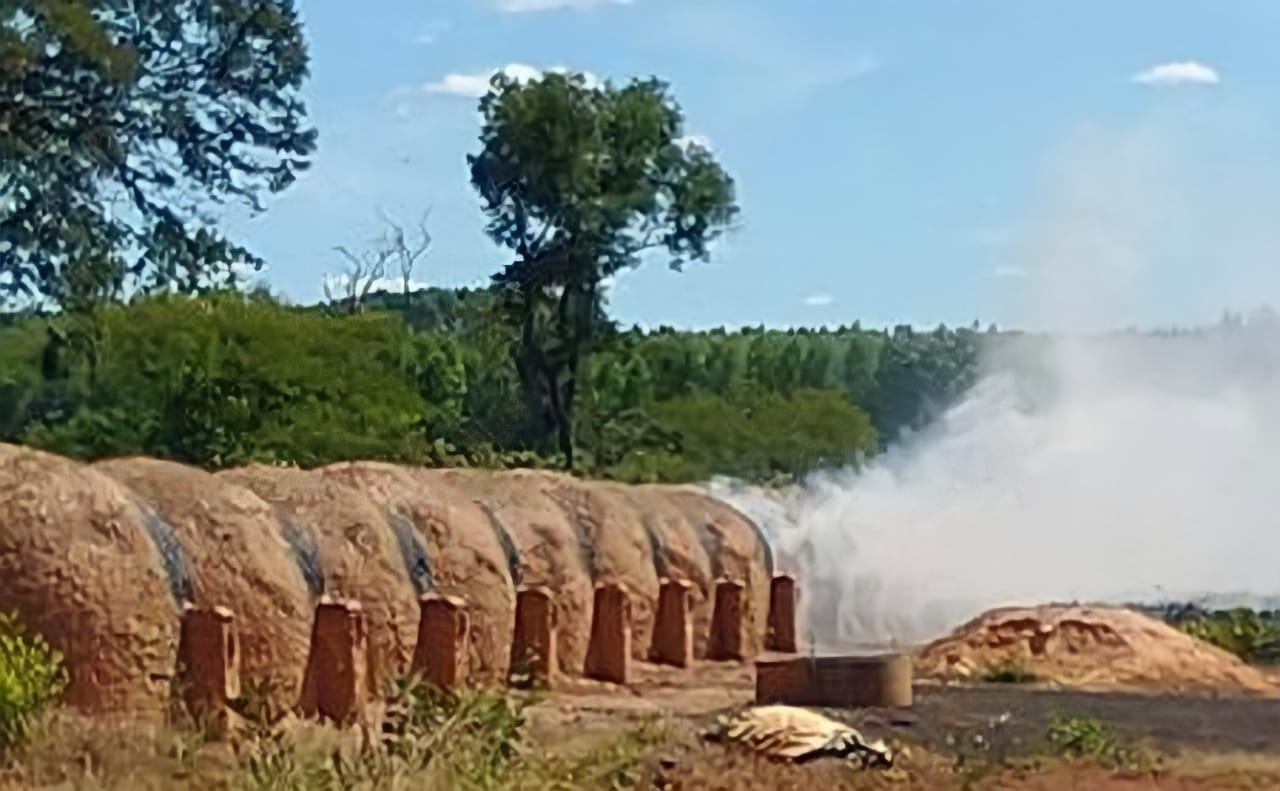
xmin=0 ymin=444 xmax=772 ymax=715
xmin=914 ymin=604 xmax=1280 ymax=697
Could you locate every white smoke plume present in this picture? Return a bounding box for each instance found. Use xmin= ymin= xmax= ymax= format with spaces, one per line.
xmin=711 ymin=112 xmax=1280 ymax=647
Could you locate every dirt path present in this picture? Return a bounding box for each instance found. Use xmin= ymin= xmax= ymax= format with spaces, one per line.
xmin=527 ymin=660 xmax=1280 ymax=789
xmin=844 ymin=683 xmax=1280 ymax=757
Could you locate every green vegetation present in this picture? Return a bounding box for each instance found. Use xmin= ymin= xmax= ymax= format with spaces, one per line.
xmin=0 ymin=613 xmax=66 ymax=752
xmin=1160 ymin=605 xmax=1280 ymax=665
xmin=0 ymin=0 xmax=314 ymax=309
xmin=0 ymin=289 xmax=986 ymax=482
xmin=1044 ymin=715 xmax=1151 ymax=772
xmin=471 ymin=72 xmax=738 ymax=469
xmin=0 ymin=3 xmax=988 ymax=482
xmin=949 ymin=711 xmax=1156 ymax=789
xmin=980 ymin=655 xmax=1038 ymax=684
xmin=1 ymin=683 xmax=663 ymax=789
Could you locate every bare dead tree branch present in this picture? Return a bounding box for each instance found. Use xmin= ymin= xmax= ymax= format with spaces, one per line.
xmin=325 ymin=244 xmax=391 ymax=315
xmin=376 ymin=207 xmax=433 ymax=304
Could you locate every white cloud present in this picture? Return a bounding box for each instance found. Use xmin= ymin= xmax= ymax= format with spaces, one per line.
xmin=803 ymin=293 xmax=834 ymax=307
xmin=423 ymin=63 xmax=600 ymax=98
xmin=991 ymin=266 xmax=1030 ymax=280
xmin=321 ymin=273 xmax=434 ymax=297
xmin=493 ymin=0 xmax=631 ymax=12
xmin=1131 ymin=61 xmax=1220 ymax=87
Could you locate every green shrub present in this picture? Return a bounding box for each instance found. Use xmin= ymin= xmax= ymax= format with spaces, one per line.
xmin=1175 ymin=609 xmax=1280 ymax=664
xmin=980 ymin=655 xmax=1038 ymax=684
xmin=1044 ymin=715 xmax=1150 ymax=772
xmin=0 ymin=613 xmax=67 ymax=752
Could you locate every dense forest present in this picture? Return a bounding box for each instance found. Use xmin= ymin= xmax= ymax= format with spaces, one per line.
xmin=0 ymin=285 xmax=989 ymax=483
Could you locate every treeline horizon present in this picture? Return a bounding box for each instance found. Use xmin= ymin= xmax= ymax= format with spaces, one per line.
xmin=0 ymin=284 xmax=982 ymax=483
xmin=3 ymin=281 xmax=1274 ymax=486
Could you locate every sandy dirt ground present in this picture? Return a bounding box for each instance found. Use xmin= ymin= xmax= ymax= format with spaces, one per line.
xmin=526 ymin=659 xmax=1280 ymax=790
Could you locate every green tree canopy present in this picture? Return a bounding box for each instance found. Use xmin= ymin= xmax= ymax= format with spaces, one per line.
xmin=467 ymin=71 xmax=738 ymax=468
xmin=0 ymin=0 xmax=315 ymax=308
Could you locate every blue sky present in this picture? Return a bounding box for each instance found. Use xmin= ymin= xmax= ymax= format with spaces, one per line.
xmin=230 ymin=0 xmax=1280 ymax=332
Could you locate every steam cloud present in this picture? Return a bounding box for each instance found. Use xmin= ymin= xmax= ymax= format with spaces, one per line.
xmin=710 ymin=112 xmax=1280 ymax=647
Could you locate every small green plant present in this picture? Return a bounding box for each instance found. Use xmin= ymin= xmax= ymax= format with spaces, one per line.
xmin=981 ymin=655 xmax=1038 ymax=684
xmin=0 ymin=613 xmax=67 ymax=753
xmin=1175 ymin=608 xmax=1280 ymax=664
xmin=1044 ymin=715 xmax=1151 ymax=772
xmin=237 ymin=727 xmax=333 ymax=791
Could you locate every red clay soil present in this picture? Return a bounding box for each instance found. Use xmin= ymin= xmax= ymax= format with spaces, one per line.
xmin=93 ymin=458 xmax=314 ymax=699
xmin=658 ymin=485 xmax=773 ymax=658
xmin=316 ymin=462 xmax=517 ymax=683
xmin=914 ymin=604 xmax=1280 ymax=697
xmin=0 ymin=446 xmax=773 ymax=716
xmin=0 ymin=446 xmax=179 ymax=715
xmin=215 ymin=465 xmax=421 ymax=696
xmin=435 ymin=468 xmax=597 ymax=675
xmin=598 ymin=480 xmax=719 ymax=659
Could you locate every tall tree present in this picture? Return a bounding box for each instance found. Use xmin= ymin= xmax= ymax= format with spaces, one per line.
xmin=468 ymin=71 xmax=737 ymax=469
xmin=0 ymin=0 xmax=316 ymax=309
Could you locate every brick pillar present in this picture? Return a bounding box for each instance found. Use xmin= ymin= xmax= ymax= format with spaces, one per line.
xmin=298 ymin=599 xmax=368 ymax=726
xmin=509 ymin=586 xmax=557 ymax=689
xmin=412 ymin=593 xmax=470 ymax=690
xmin=649 ymin=578 xmax=695 ymax=668
xmin=176 ymin=604 xmax=240 ymax=735
xmin=707 ymin=578 xmax=747 ymax=662
xmin=584 ymin=580 xmax=631 ymax=685
xmin=765 ymin=575 xmax=798 ymax=653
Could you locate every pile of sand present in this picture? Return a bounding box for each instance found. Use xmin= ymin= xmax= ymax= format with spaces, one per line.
xmin=914 ymin=604 xmax=1280 ymax=697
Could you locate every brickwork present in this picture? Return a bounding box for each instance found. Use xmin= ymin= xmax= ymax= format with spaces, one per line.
xmin=509 ymin=586 xmax=557 ymax=688
xmin=298 ymin=599 xmax=369 ymax=725
xmin=176 ymin=604 xmax=240 ymax=735
xmin=649 ymin=578 xmax=695 ymax=668
xmin=412 ymin=593 xmax=470 ymax=690
xmin=765 ymin=575 xmax=798 ymax=653
xmin=584 ymin=581 xmax=631 ymax=684
xmin=707 ymin=578 xmax=747 ymax=662
xmin=755 ymin=653 xmax=913 ymax=708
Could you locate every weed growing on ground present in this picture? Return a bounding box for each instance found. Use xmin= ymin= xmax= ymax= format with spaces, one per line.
xmin=1044 ymin=714 xmax=1154 ymax=773
xmin=0 ymin=680 xmax=662 ymax=790
xmin=980 ymin=654 xmax=1038 ymax=684
xmin=0 ymin=613 xmax=66 ymax=754
xmin=232 ymin=681 xmax=662 ymax=791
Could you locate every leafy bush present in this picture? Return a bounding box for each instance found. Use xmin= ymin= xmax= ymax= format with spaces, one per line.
xmin=1173 ymin=608 xmax=1280 ymax=664
xmin=644 ymin=389 xmax=878 ymax=483
xmin=1044 ymin=715 xmax=1150 ymax=772
xmin=0 ymin=614 xmax=67 ymax=752
xmin=0 ymin=290 xmax=994 ymax=483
